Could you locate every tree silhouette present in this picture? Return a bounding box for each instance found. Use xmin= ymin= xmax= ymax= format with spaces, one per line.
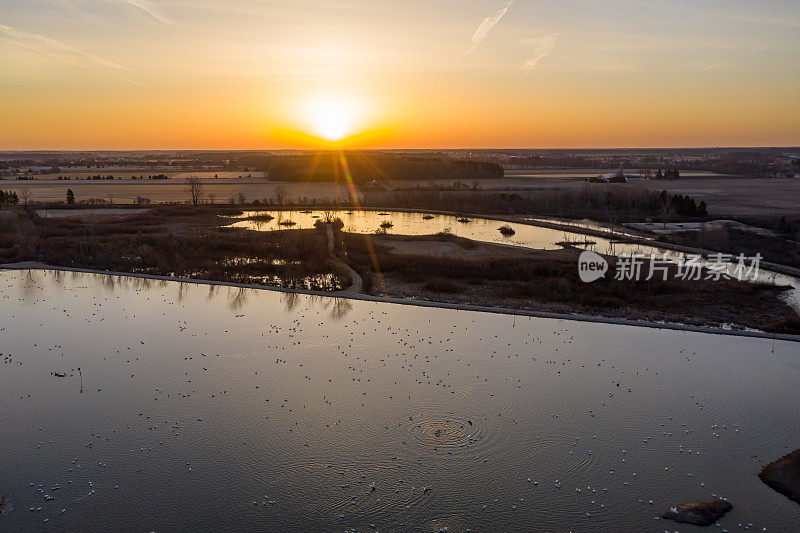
xmin=185 ymin=177 xmax=203 ymax=207
xmin=273 ymin=185 xmax=288 ymax=206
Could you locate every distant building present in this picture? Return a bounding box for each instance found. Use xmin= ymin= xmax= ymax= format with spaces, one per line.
xmin=595 ymin=164 xmax=629 ymax=183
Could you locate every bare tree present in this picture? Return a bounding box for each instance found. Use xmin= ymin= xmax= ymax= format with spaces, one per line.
xmin=660 ymin=199 xmax=674 ymax=229
xmin=207 ymin=193 xmax=217 ymax=205
xmin=185 ymin=177 xmax=203 ymax=207
xmin=322 ymin=209 xmax=336 ymax=223
xmin=273 ymin=185 xmax=288 ymax=206
xmin=604 ymin=201 xmax=620 ymax=239
xmin=20 ymin=186 xmax=31 ymax=205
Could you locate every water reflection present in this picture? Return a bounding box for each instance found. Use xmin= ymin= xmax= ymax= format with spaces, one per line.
xmin=228 ymin=286 xmax=249 ymax=310
xmin=1 ymin=270 xmax=798 ymax=532
xmin=229 ymin=209 xmax=594 ymax=251
xmin=228 ymin=209 xmax=800 ymax=311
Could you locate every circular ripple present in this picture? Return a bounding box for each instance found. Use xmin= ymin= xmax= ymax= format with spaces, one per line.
xmin=422 ymin=514 xmax=470 ymax=533
xmin=408 ymin=410 xmax=484 ymax=451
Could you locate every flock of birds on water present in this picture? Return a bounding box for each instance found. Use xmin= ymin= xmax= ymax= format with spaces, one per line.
xmin=0 ymin=270 xmax=792 ymax=532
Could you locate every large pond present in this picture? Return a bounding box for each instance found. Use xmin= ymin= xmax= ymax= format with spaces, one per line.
xmin=1 ymin=270 xmax=799 ymax=531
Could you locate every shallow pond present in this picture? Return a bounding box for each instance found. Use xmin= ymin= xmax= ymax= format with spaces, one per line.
xmin=1 ymin=270 xmax=799 ymax=531
xmin=228 ymin=210 xmax=607 ymax=251
xmin=229 ymin=209 xmax=800 ymax=311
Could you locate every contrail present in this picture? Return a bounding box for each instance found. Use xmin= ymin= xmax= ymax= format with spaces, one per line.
xmin=520 ymin=33 xmax=559 ymax=74
xmin=466 ymin=1 xmax=513 ymax=55
xmin=125 ymin=0 xmax=177 ymax=25
xmin=0 ymin=23 xmax=127 ymax=70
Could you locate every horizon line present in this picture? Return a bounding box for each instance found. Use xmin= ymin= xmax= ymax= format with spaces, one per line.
xmin=2 ymin=145 xmax=800 ymax=153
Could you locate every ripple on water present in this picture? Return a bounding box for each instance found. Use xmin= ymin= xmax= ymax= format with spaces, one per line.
xmin=407 ymin=408 xmax=485 ymax=453
xmin=422 ymin=514 xmax=470 ymax=533
xmin=561 ymin=452 xmax=595 ymax=477
xmin=326 ymin=482 xmax=432 ymax=520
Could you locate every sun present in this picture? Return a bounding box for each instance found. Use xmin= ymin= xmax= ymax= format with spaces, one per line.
xmin=305 ymin=95 xmax=358 ymax=142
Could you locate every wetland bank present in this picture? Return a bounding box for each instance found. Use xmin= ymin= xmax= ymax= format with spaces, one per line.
xmin=2 ymin=205 xmax=798 ymax=334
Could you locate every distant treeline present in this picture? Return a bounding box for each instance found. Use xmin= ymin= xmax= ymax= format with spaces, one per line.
xmin=58 ymin=174 xmax=172 ymax=180
xmin=363 ymin=187 xmax=709 ymax=221
xmin=661 ymin=191 xmax=707 ymax=217
xmin=500 ymin=154 xmax=795 ymax=176
xmin=239 ymin=153 xmax=503 ymax=182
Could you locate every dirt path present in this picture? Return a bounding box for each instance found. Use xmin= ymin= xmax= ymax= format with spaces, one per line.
xmin=325 ymin=223 xmax=363 ymax=295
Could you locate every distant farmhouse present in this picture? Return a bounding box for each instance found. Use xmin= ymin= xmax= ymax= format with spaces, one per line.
xmin=592 ymin=163 xmax=633 ymax=183
xmin=590 ymin=163 xmax=682 ymax=183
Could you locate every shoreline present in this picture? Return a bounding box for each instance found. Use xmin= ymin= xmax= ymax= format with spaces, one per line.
xmin=229 ymin=205 xmax=800 ymax=278
xmin=17 ymin=204 xmax=800 ymax=278
xmin=3 ymin=261 xmax=798 ymax=343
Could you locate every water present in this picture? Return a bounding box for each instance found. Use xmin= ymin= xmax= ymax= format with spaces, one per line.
xmin=229 ymin=209 xmax=800 ymax=311
xmin=1 ymin=269 xmax=799 ymax=531
xmin=228 ymin=210 xmax=634 ymax=251
xmin=519 ymin=216 xmax=646 ymax=239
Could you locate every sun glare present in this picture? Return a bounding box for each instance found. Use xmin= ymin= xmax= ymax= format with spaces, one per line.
xmin=305 ymin=95 xmax=359 ymax=142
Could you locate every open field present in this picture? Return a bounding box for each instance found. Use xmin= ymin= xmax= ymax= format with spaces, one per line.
xmin=4 ymin=172 xmax=799 ymax=219
xmin=0 ymin=177 xmax=359 ymax=204
xmin=398 ymin=173 xmax=800 ymax=219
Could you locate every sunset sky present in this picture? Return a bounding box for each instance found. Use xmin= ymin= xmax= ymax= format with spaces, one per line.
xmin=1 ymin=0 xmax=799 ymax=149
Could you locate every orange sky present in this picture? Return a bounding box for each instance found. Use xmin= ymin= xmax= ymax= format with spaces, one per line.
xmin=1 ymin=1 xmax=799 ymax=149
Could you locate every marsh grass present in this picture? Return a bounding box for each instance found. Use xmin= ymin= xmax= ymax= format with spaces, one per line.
xmin=0 ymin=206 xmax=349 ymax=290
xmin=423 ymin=278 xmax=463 ymax=293
xmin=243 ymin=213 xmax=275 ymax=222
xmin=341 ymin=232 xmax=799 ymax=333
xmin=498 ymin=225 xmax=516 ymax=236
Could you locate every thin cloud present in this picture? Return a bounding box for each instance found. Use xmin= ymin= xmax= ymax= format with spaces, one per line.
xmin=466 ymin=1 xmax=513 ymax=55
xmin=57 ymin=0 xmax=103 ymax=23
xmin=750 ymin=44 xmax=776 ymax=54
xmin=125 ymin=78 xmax=151 ymax=87
xmin=125 ymin=0 xmax=177 ymax=25
xmin=700 ymin=63 xmax=721 ymax=72
xmin=0 ymin=23 xmax=127 ymax=70
xmin=520 ymin=33 xmax=559 ymax=74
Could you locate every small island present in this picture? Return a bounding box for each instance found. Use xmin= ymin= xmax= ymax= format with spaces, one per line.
xmin=662 ymin=498 xmax=733 ymax=526
xmin=759 ymin=448 xmax=800 ymax=504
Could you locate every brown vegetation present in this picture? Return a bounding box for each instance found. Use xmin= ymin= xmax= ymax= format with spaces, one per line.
xmin=662 ymin=499 xmax=732 ymax=526
xmin=0 ymin=206 xmax=350 ymax=290
xmin=423 ymin=278 xmax=463 ymax=293
xmin=663 ymin=226 xmax=800 ymax=270
xmin=498 ymin=225 xmax=516 ymax=236
xmin=338 ymin=232 xmax=800 ymax=333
